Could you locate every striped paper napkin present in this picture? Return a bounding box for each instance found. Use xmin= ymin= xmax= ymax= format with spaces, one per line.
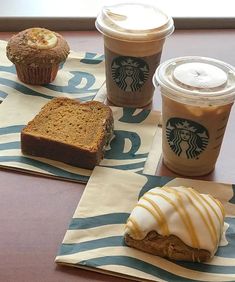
xmin=56 ymin=166 xmax=235 ymax=282
xmin=0 ymin=40 xmax=162 ymax=183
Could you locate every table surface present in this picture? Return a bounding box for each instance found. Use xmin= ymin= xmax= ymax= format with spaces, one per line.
xmin=0 ymin=29 xmax=235 ymax=282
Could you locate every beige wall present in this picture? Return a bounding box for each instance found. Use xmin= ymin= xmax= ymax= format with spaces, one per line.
xmin=0 ymin=0 xmax=235 ymax=31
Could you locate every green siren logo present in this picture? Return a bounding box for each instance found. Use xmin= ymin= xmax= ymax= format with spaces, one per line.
xmin=111 ymin=56 xmax=149 ymax=92
xmin=166 ymin=118 xmax=209 ymax=159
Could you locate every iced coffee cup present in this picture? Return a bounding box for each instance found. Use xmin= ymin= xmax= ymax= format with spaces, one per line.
xmin=96 ymin=3 xmax=174 ymax=108
xmin=154 ymin=56 xmax=235 ymax=176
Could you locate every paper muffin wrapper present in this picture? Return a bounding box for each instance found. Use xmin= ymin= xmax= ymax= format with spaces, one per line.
xmin=15 ymin=63 xmax=59 ymax=85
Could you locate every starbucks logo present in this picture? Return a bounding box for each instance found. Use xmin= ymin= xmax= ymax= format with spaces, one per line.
xmin=111 ymin=56 xmax=149 ymax=92
xmin=166 ymin=118 xmax=209 ymax=159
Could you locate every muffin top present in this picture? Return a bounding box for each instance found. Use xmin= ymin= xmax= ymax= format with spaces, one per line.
xmin=6 ymin=28 xmax=70 ymax=66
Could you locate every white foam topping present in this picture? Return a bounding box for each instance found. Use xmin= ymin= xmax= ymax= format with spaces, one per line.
xmin=125 ymin=186 xmax=225 ymax=257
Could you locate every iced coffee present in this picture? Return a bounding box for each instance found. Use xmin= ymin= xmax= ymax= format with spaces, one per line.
xmin=154 ymin=56 xmax=235 ymax=176
xmin=96 ymin=3 xmax=174 ymax=108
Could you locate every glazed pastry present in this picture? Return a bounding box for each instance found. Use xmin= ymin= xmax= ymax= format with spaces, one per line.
xmin=6 ymin=27 xmax=70 ymax=85
xmin=21 ymin=97 xmax=114 ymax=169
xmin=125 ymin=186 xmax=225 ymax=262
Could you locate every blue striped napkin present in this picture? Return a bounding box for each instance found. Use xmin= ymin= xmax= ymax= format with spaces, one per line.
xmin=56 ymin=166 xmax=235 ymax=282
xmin=0 ymin=40 xmax=161 ymax=183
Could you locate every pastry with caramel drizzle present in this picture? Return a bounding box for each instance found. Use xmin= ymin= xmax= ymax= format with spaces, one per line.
xmin=124 ymin=186 xmax=225 ymax=262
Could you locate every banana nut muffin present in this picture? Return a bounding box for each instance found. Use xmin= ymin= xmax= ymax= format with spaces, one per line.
xmin=6 ymin=27 xmax=70 ymax=85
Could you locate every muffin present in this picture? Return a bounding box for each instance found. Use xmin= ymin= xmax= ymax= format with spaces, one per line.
xmin=6 ymin=27 xmax=70 ymax=85
xmin=125 ymin=186 xmax=225 ymax=262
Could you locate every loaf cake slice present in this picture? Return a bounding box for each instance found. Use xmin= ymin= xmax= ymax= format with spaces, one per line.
xmin=21 ymin=97 xmax=114 ymax=169
xmin=124 ymin=186 xmax=225 ymax=262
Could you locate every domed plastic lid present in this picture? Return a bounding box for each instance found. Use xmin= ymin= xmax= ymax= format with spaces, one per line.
xmin=95 ymin=3 xmax=174 ymax=42
xmin=154 ymin=56 xmax=235 ymax=106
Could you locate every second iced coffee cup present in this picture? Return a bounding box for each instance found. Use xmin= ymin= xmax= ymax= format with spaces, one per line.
xmin=96 ymin=3 xmax=174 ymax=108
xmin=154 ymin=56 xmax=235 ymax=176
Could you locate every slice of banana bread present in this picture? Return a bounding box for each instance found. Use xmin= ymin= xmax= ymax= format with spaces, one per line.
xmin=21 ymin=97 xmax=114 ymax=169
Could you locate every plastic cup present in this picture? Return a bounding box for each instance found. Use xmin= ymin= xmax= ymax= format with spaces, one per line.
xmin=153 ymin=56 xmax=235 ymax=176
xmin=96 ymin=3 xmax=174 ymax=108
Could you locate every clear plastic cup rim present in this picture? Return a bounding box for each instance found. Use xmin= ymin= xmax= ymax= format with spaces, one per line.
xmin=95 ymin=3 xmax=174 ymax=42
xmin=153 ymin=56 xmax=235 ymax=106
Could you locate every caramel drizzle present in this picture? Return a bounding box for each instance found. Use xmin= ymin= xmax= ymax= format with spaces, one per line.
xmin=163 ymin=187 xmax=200 ymax=248
xmin=148 ymin=187 xmax=199 ymax=248
xmin=178 ymin=188 xmax=217 ymax=247
xmin=208 ymin=194 xmax=225 ymax=219
xmin=202 ymin=194 xmax=224 ymax=225
xmin=126 ymin=217 xmax=142 ymax=239
xmin=142 ymin=195 xmax=169 ymax=236
xmin=135 ymin=203 xmax=164 ymax=235
xmin=188 ymin=188 xmax=220 ymax=244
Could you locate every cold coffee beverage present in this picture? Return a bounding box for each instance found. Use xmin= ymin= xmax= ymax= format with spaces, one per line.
xmin=96 ymin=3 xmax=174 ymax=108
xmin=162 ymin=95 xmax=232 ymax=176
xmin=104 ymin=38 xmax=162 ymax=107
xmin=154 ymin=56 xmax=235 ymax=176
